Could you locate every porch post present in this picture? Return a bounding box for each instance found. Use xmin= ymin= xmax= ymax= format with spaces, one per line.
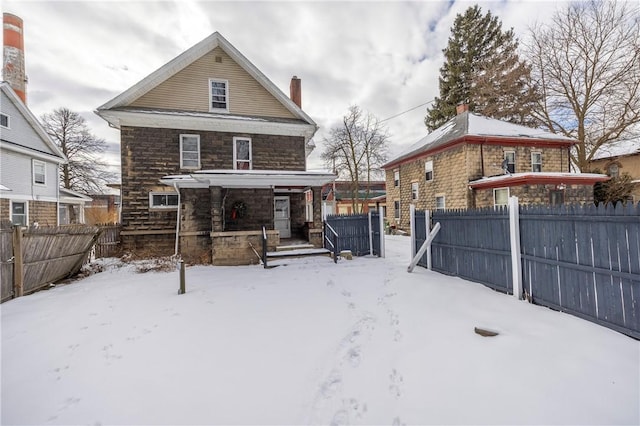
xmin=210 ymin=186 xmax=223 ymax=232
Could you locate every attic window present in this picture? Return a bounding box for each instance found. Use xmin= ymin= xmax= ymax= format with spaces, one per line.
xmin=215 ymin=56 xmax=222 ymax=63
xmin=209 ymin=78 xmax=229 ymax=113
xmin=0 ymin=113 xmax=9 ymax=128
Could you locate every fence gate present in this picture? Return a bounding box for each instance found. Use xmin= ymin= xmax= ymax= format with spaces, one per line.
xmin=95 ymin=224 xmax=122 ymax=258
xmin=325 ymin=212 xmax=383 ymax=256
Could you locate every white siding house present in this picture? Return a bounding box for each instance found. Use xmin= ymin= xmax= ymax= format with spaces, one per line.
xmin=0 ymin=82 xmax=78 ymax=226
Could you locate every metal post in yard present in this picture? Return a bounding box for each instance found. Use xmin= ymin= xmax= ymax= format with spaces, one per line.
xmin=508 ymin=196 xmax=523 ymax=300
xmin=178 ymin=260 xmax=185 ymax=294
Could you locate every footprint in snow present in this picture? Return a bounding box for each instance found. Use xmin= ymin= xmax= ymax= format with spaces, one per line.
xmin=320 ymin=370 xmax=342 ymax=399
xmin=326 ymin=279 xmax=335 ymax=287
xmin=389 ymin=369 xmax=403 ymax=398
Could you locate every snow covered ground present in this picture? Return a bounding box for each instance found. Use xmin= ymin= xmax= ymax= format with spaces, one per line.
xmin=2 ymin=235 xmax=638 ymax=425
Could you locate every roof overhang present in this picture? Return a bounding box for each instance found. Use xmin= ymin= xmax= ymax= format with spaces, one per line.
xmin=1 ymin=140 xmax=67 ymax=164
xmin=383 ymin=135 xmax=576 ymax=170
xmin=96 ymin=109 xmax=317 ymax=140
xmin=160 ymin=169 xmax=337 ymax=189
xmin=59 ymin=188 xmax=93 ymax=204
xmin=469 ymin=173 xmax=609 ymax=190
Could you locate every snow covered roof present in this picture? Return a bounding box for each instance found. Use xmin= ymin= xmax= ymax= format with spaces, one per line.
xmin=160 ymin=169 xmax=336 ymax=189
xmin=59 ymin=188 xmax=92 ymax=204
xmin=384 ymin=112 xmax=576 ymax=169
xmin=468 ymin=172 xmax=609 ymax=189
xmin=591 ymin=138 xmax=640 ymax=160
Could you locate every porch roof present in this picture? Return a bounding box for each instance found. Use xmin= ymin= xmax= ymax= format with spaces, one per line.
xmin=160 ymin=169 xmax=337 ymax=189
xmin=468 ymin=172 xmax=609 ymax=190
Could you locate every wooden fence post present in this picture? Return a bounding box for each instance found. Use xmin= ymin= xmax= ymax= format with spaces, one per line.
xmin=12 ymin=225 xmax=23 ymax=297
xmin=508 ymin=196 xmax=523 ymax=299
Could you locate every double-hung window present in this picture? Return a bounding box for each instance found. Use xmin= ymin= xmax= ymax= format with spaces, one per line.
xmin=494 ymin=187 xmax=509 ymax=206
xmin=411 ymin=182 xmax=419 ymax=200
xmin=425 ymin=160 xmax=433 ymax=181
xmin=209 ymin=79 xmax=229 ymax=112
xmin=504 ymin=151 xmax=515 ymax=174
xmin=233 ymin=137 xmax=252 ymax=170
xmin=393 ymin=170 xmax=399 ymax=187
xmin=11 ymin=201 xmax=27 ymax=226
xmin=435 ymin=195 xmax=446 ymax=211
xmin=149 ymin=192 xmax=179 ymax=209
xmin=180 ymin=134 xmax=200 ymax=169
xmin=33 ymin=160 xmax=46 ymax=185
xmin=531 ymin=152 xmax=542 ymax=173
xmin=394 ymin=200 xmax=400 ymax=220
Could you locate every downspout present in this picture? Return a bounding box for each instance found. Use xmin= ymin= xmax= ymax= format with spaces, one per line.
xmin=173 ymin=182 xmax=181 ymax=257
xmin=480 ymin=138 xmax=485 ymax=177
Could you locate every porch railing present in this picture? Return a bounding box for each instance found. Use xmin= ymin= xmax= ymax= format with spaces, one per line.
xmin=323 ymin=221 xmax=339 ymax=264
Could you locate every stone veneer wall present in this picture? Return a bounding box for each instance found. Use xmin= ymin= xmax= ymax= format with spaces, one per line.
xmin=474 ymin=184 xmax=595 ymax=208
xmin=211 ymin=230 xmax=279 ymax=266
xmin=386 ymin=142 xmax=573 ymax=231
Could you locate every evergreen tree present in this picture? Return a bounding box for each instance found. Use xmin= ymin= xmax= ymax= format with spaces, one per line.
xmin=425 ymin=5 xmax=540 ymax=131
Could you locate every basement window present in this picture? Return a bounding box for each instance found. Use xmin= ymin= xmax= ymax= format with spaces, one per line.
xmin=149 ymin=192 xmax=179 ymax=209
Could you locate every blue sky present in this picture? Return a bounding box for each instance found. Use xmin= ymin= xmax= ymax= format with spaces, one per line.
xmin=3 ymin=0 xmax=567 ymax=176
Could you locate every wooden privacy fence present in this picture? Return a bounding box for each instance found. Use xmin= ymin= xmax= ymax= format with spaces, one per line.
xmin=0 ymin=223 xmax=101 ymax=302
xmin=413 ymin=200 xmax=640 ymax=339
xmin=94 ymin=223 xmax=122 ymax=258
xmin=324 ymin=211 xmax=384 ymax=256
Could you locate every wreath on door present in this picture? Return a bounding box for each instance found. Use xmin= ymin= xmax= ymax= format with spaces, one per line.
xmin=231 ymin=200 xmax=247 ymax=219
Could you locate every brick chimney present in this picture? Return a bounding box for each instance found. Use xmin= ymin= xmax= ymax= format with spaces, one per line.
xmin=456 ymin=103 xmax=469 ymax=115
xmin=290 ymin=76 xmax=301 ymax=108
xmin=3 ymin=13 xmax=27 ymax=104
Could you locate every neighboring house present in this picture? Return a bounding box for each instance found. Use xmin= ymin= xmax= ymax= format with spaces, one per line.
xmin=382 ymin=104 xmax=608 ymax=230
xmin=84 ymin=184 xmax=121 ymax=225
xmin=95 ymin=32 xmax=335 ymax=264
xmin=59 ymin=188 xmax=92 ymax=225
xmin=0 ymin=81 xmax=76 ymax=226
xmin=322 ymin=181 xmax=386 ymax=215
xmin=588 ymin=139 xmax=640 ymax=204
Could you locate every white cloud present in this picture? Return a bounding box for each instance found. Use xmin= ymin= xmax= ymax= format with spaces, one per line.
xmin=3 ymin=0 xmax=569 ymax=174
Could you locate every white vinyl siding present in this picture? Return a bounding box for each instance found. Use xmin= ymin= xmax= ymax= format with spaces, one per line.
xmin=129 ymin=48 xmax=296 ymax=119
xmin=180 ymin=134 xmax=200 ymax=169
xmin=1 ymin=150 xmax=59 ymax=199
xmin=33 ymin=160 xmax=46 ymax=185
xmin=149 ymin=192 xmax=179 ymax=209
xmin=209 ymin=78 xmax=229 ymax=112
xmin=233 ymin=137 xmax=252 ymax=170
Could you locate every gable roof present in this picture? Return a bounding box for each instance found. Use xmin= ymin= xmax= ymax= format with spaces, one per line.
xmin=383 ymin=112 xmax=576 ymax=169
xmin=591 ymin=138 xmax=640 ymax=161
xmin=96 ymin=32 xmax=316 ymax=128
xmin=0 ymin=82 xmax=66 ymax=163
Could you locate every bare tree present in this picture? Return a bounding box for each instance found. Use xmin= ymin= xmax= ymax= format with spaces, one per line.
xmin=321 ymin=106 xmax=389 ymax=213
xmin=525 ymin=0 xmax=640 ymax=171
xmin=41 ymin=107 xmax=115 ymax=194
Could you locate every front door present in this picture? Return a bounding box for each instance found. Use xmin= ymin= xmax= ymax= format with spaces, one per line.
xmin=274 ymin=196 xmax=291 ymax=238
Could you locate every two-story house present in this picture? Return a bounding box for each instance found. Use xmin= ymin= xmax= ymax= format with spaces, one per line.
xmin=588 ymin=139 xmax=640 ymax=204
xmin=96 ymin=32 xmax=335 ymax=265
xmin=383 ymin=105 xmax=608 ymax=230
xmin=0 ymin=81 xmax=83 ymax=226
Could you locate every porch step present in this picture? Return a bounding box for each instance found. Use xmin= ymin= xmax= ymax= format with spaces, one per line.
xmin=275 ymin=243 xmax=315 ymax=252
xmin=266 ymin=247 xmax=331 ymax=259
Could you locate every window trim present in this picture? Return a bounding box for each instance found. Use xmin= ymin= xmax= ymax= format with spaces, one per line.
xmin=10 ymin=200 xmax=28 ymax=226
xmin=233 ymin=136 xmax=252 ymax=170
xmin=394 ymin=200 xmax=400 ymax=220
xmin=607 ymin=162 xmax=620 ymax=178
xmin=411 ymin=181 xmax=419 ymax=201
xmin=425 ymin=160 xmax=433 ymax=181
xmin=32 ymin=159 xmax=46 ymax=186
xmin=393 ymin=169 xmax=399 ymax=187
xmin=493 ymin=187 xmax=510 ymax=207
xmin=149 ymin=192 xmax=179 ymax=210
xmin=179 ymin=134 xmax=201 ymax=169
xmin=0 ymin=113 xmax=9 ymax=129
xmin=435 ymin=195 xmax=446 ymax=211
xmin=504 ymin=151 xmax=516 ymax=174
xmin=209 ymin=78 xmax=229 ymax=113
xmin=531 ymin=152 xmax=542 ymax=173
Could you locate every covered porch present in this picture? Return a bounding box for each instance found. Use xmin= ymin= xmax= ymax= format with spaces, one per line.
xmin=160 ymin=170 xmax=335 ymax=265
